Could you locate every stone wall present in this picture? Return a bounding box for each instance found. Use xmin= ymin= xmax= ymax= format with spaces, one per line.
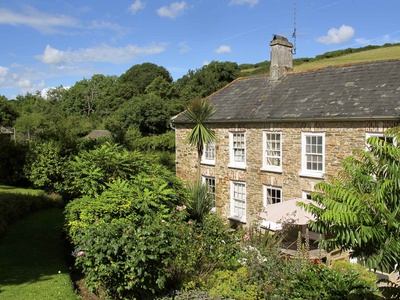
xmin=175 ymin=120 xmax=399 ymax=225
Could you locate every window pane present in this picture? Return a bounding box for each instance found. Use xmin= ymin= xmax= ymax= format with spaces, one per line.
xmin=232 ymin=182 xmax=246 ymax=218
xmin=204 ymin=177 xmax=216 ymax=208
xmin=304 ymin=134 xmax=324 ymax=172
xmin=266 ymin=186 xmax=282 ymax=205
xmin=265 ymin=132 xmax=281 ymax=168
xmin=233 ymin=133 xmax=245 ymax=163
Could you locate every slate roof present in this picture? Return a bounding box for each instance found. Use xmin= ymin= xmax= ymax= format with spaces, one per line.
xmin=0 ymin=126 xmax=13 ymax=134
xmin=84 ymin=130 xmax=112 ymax=139
xmin=173 ymin=60 xmax=400 ymax=123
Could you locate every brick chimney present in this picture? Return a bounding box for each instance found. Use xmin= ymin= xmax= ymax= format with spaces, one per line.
xmin=270 ymin=35 xmax=293 ymax=81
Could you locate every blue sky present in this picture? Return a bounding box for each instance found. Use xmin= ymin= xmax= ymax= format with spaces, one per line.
xmin=0 ymin=0 xmax=399 ymax=99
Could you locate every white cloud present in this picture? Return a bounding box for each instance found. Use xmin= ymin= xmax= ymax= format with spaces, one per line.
xmin=316 ymin=25 xmax=355 ymax=45
xmin=0 ymin=6 xmax=79 ymax=34
xmin=36 ymin=43 xmax=167 ymax=65
xmin=178 ymin=41 xmax=191 ymax=53
xmin=229 ymin=0 xmax=259 ymax=7
xmin=129 ymin=0 xmax=146 ymax=14
xmin=0 ymin=66 xmax=8 ymax=77
xmin=157 ymin=2 xmax=188 ymax=19
xmin=39 ymin=45 xmax=66 ymax=65
xmin=215 ymin=45 xmax=232 ymax=54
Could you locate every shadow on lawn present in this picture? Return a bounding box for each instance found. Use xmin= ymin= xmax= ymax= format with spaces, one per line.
xmin=0 ymin=208 xmax=72 ymax=293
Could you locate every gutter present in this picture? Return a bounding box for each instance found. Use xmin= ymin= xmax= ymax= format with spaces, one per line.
xmin=172 ymin=115 xmax=400 ymax=125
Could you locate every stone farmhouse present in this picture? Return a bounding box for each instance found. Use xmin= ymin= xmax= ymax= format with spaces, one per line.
xmin=172 ymin=35 xmax=400 ymax=227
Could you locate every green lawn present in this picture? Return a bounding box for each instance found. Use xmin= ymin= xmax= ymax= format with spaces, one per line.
xmin=0 ymin=208 xmax=80 ymax=300
xmin=0 ymin=185 xmax=44 ymax=196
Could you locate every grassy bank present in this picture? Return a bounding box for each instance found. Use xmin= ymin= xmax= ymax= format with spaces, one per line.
xmin=0 ymin=208 xmax=80 ymax=300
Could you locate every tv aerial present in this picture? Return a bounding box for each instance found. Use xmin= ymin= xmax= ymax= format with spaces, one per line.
xmin=292 ymin=0 xmax=297 ymax=54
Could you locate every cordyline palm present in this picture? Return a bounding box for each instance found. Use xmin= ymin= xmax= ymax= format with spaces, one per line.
xmin=299 ymin=127 xmax=400 ymax=271
xmin=183 ymin=98 xmax=216 ymax=180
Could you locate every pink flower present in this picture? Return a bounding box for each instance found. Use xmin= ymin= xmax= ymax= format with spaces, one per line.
xmin=77 ymin=251 xmax=85 ymax=257
xmin=127 ymin=229 xmax=131 ymax=234
xmin=243 ymin=233 xmax=250 ymax=242
xmin=176 ymin=205 xmax=187 ymax=212
xmin=188 ymin=221 xmax=193 ymax=225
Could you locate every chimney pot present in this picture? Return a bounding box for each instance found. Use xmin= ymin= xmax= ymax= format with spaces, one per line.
xmin=270 ymin=35 xmax=293 ymax=81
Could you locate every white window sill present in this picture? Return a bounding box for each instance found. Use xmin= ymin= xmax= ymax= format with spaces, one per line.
xmin=228 ymin=216 xmax=246 ymax=223
xmin=228 ymin=163 xmax=246 ymax=170
xmin=201 ymin=160 xmax=215 ymax=166
xmin=260 ymin=167 xmax=282 ymax=173
xmin=299 ymin=170 xmax=325 ymax=179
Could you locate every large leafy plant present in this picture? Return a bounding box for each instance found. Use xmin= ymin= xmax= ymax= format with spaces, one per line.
xmin=301 ymin=127 xmax=400 ymax=271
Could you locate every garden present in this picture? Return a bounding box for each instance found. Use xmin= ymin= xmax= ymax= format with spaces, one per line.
xmin=1 ymin=57 xmax=400 ymax=298
xmin=0 ymin=140 xmax=395 ymax=299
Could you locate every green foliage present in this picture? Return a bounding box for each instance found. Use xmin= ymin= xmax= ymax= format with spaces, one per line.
xmin=185 ymin=180 xmax=214 ymax=222
xmin=127 ymin=131 xmax=175 ymax=152
xmin=208 ymin=267 xmax=260 ymax=300
xmin=64 ymin=142 xmax=142 ymax=198
xmin=0 ymin=95 xmax=18 ymax=126
xmin=0 ymin=136 xmax=28 ymax=186
xmin=0 ymin=191 xmax=63 ymax=237
xmin=65 ymin=174 xmax=187 ymax=299
xmin=331 ymin=260 xmax=378 ymax=288
xmin=64 ymin=142 xmax=184 ymax=200
xmin=183 ymin=98 xmax=216 ymax=179
xmin=276 ymin=262 xmax=380 ymax=300
xmin=118 ymin=62 xmax=172 ymax=100
xmin=72 ymin=214 xmax=185 ymax=299
xmin=301 ymin=127 xmax=400 ymax=271
xmin=175 ymin=61 xmax=240 ymax=102
xmin=24 ymin=139 xmax=66 ymax=193
xmin=169 ymin=213 xmax=241 ymax=289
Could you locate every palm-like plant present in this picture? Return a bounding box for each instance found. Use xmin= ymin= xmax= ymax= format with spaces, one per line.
xmin=183 ymin=98 xmax=216 ymax=180
xmin=183 ymin=98 xmax=216 ymax=221
xmin=186 ymin=180 xmax=215 ymax=222
xmin=300 ymin=127 xmax=400 ymax=271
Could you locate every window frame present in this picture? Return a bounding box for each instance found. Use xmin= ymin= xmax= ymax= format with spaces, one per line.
xmin=365 ymin=132 xmax=396 ymax=149
xmin=263 ymin=185 xmax=282 ymax=207
xmin=230 ymin=181 xmax=246 ymax=222
xmin=202 ymin=176 xmax=216 ymax=212
xmin=229 ymin=131 xmax=246 ymax=169
xmin=300 ymin=132 xmax=325 ymax=178
xmin=261 ymin=131 xmax=282 ymax=172
xmin=201 ymin=142 xmax=216 ymax=165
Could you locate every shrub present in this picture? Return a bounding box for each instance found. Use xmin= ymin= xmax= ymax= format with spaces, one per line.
xmin=170 ymin=213 xmax=241 ymax=289
xmin=73 ymin=213 xmax=187 ymax=299
xmin=208 ymin=267 xmax=260 ymax=300
xmin=185 ymin=181 xmax=214 ymax=222
xmin=0 ymin=136 xmax=28 ymax=186
xmin=24 ymin=139 xmax=66 ymax=193
xmin=274 ymin=261 xmax=380 ymax=300
xmin=65 ymin=176 xmax=189 ymax=299
xmin=331 ymin=260 xmax=378 ymax=289
xmin=63 ymin=142 xmax=184 ymax=200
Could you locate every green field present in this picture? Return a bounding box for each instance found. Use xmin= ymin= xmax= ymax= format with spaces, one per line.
xmin=294 ymin=46 xmax=400 ymax=72
xmin=240 ymin=45 xmax=400 ymax=76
